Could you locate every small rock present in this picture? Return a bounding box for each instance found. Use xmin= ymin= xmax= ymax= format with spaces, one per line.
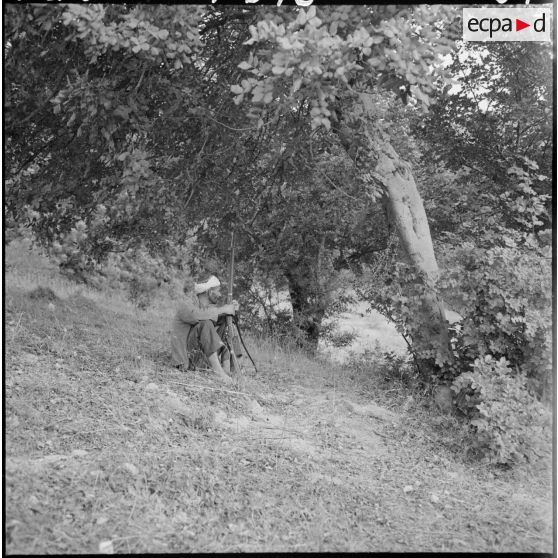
xmin=174 ymin=511 xmax=189 ymax=523
xmin=20 ymin=352 xmax=39 ymax=366
xmin=255 ymin=393 xmax=272 ymax=404
xmin=247 ymin=398 xmax=263 ymax=416
xmin=42 ymin=454 xmax=68 ymax=464
xmin=430 ymin=493 xmax=440 ymax=504
xmin=96 ymin=516 xmax=109 ymax=526
xmin=122 ymin=462 xmax=139 ymax=476
xmin=47 ymin=303 xmax=55 ymax=311
xmin=71 ymin=449 xmax=88 ymax=457
xmin=164 ymin=394 xmax=190 ymax=416
xmin=214 ymin=410 xmax=227 ymax=424
xmin=145 ymin=382 xmax=158 ymax=392
xmin=28 ymin=495 xmax=41 ymax=510
xmin=403 ymin=485 xmax=414 ymax=494
xmin=327 ymin=417 xmax=341 ymax=428
xmin=99 ymin=540 xmax=114 ymax=554
xmin=343 ymin=400 xmax=398 ymax=422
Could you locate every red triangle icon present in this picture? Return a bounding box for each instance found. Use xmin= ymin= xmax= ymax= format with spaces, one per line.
xmin=516 ymin=18 xmax=530 ymax=31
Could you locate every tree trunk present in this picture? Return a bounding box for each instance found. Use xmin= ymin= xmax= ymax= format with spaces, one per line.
xmin=374 ymin=143 xmax=452 ymax=370
xmin=332 ymin=95 xmax=452 ymax=373
xmin=285 ymin=265 xmax=326 ymax=354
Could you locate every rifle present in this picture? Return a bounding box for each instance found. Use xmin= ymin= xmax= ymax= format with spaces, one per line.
xmin=226 ymin=229 xmax=242 ymax=378
xmin=225 ymin=229 xmax=258 ymax=377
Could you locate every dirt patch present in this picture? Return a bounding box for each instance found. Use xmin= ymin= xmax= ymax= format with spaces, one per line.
xmin=212 ymin=390 xmax=392 ymax=463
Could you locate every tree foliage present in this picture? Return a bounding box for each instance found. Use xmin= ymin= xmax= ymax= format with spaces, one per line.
xmin=4 ymin=5 xmax=552 ymax=427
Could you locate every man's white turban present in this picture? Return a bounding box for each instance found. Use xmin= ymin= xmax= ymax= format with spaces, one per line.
xmin=194 ymin=275 xmax=221 ymax=295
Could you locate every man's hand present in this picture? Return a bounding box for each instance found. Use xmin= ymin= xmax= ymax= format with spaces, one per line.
xmin=221 ymin=303 xmax=238 ymax=315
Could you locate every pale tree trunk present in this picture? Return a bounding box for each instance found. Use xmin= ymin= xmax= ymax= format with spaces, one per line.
xmin=333 ymin=94 xmax=452 ymax=373
xmin=375 ymin=144 xmax=439 ymax=281
xmin=373 ymin=143 xmax=452 ymax=371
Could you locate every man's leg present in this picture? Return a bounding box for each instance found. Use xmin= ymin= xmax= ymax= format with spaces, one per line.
xmin=215 ymin=318 xmax=243 ymax=375
xmin=195 ymin=320 xmax=232 ymax=383
xmin=220 ymin=345 xmax=231 ymax=374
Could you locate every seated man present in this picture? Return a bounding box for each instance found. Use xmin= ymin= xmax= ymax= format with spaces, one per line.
xmin=171 ymin=275 xmax=242 ymax=384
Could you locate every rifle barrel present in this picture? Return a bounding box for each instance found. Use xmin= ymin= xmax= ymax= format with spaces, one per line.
xmin=227 ymin=229 xmax=235 ymax=304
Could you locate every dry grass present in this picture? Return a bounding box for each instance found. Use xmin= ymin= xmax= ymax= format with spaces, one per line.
xmin=4 ymin=239 xmax=554 ymax=554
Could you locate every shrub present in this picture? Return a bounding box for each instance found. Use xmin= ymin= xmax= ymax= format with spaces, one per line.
xmin=242 ymin=307 xmax=310 ymax=351
xmin=42 ymin=207 xmax=192 ymax=308
xmin=345 ymin=345 xmax=414 ymax=388
xmin=359 ymin=261 xmax=449 ymax=380
xmin=441 ymin=235 xmax=552 ymax=400
xmin=46 ymin=205 xmax=114 ymax=283
xmin=101 ymin=246 xmax=192 ymax=309
xmin=50 ymin=219 xmax=98 ymax=282
xmin=323 ymin=328 xmax=358 ymax=349
xmin=361 ymin=230 xmax=552 ymax=403
xmin=451 ymin=355 xmax=551 ymax=465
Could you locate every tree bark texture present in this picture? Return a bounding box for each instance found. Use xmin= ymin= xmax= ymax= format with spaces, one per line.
xmin=374 ymin=143 xmax=452 ymax=369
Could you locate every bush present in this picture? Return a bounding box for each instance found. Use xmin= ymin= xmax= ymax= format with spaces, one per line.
xmin=50 ymin=219 xmax=98 ymax=282
xmin=359 ymin=260 xmax=449 ymax=379
xmin=46 ymin=205 xmax=116 ymax=283
xmin=451 ymin=355 xmax=551 ymax=465
xmin=323 ymin=328 xmax=358 ymax=349
xmin=360 ymin=229 xmax=551 ymax=467
xmin=346 ymin=345 xmax=414 ymax=387
xmin=361 ymin=230 xmax=552 ymax=402
xmin=44 ymin=209 xmax=193 ymax=308
xmin=441 ymin=235 xmax=552 ymax=400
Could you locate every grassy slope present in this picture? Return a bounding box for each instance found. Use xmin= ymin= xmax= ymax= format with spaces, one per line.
xmin=4 ymin=239 xmax=554 ymax=554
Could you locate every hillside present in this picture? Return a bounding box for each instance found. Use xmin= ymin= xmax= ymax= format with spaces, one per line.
xmin=4 ymin=240 xmax=553 ymax=554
